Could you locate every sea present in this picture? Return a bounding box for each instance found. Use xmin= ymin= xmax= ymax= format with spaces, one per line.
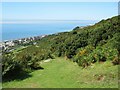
xmin=1 ymin=20 xmax=98 ymax=41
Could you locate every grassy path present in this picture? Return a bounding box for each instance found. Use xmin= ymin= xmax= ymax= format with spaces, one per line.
xmin=3 ymin=58 xmax=119 ymax=88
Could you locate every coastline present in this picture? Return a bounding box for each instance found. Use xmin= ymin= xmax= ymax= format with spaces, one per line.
xmin=2 ymin=34 xmax=47 ymax=42
xmin=1 ymin=35 xmax=47 ymax=52
xmin=3 ymin=24 xmax=92 ymax=42
xmin=2 ymin=20 xmax=97 ymax=42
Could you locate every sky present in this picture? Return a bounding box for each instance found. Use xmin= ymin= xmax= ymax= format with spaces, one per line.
xmin=1 ymin=2 xmax=118 ymax=21
xmin=1 ymin=0 xmax=120 ymax=2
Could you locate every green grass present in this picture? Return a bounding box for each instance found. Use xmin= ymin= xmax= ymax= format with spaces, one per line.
xmin=3 ymin=58 xmax=119 ymax=88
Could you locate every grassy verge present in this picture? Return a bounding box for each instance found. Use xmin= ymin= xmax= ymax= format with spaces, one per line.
xmin=3 ymin=58 xmax=119 ymax=88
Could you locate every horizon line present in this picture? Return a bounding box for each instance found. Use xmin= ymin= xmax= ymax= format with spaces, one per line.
xmin=0 ymin=20 xmax=99 ymax=24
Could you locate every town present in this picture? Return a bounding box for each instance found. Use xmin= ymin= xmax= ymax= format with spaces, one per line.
xmin=0 ymin=35 xmax=47 ymax=53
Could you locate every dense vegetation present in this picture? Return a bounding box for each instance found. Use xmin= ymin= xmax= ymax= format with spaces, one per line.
xmin=2 ymin=15 xmax=120 ymax=79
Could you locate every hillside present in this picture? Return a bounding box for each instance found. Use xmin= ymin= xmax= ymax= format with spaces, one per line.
xmin=3 ymin=58 xmax=119 ymax=88
xmin=2 ymin=15 xmax=120 ymax=88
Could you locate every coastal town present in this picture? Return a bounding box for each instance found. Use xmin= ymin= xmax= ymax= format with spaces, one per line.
xmin=0 ymin=35 xmax=46 ymax=52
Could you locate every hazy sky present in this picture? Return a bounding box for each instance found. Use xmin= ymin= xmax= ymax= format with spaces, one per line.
xmin=1 ymin=0 xmax=120 ymax=2
xmin=2 ymin=2 xmax=118 ymax=21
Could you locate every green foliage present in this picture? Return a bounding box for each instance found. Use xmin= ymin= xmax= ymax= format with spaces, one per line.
xmin=2 ymin=52 xmax=43 ymax=77
xmin=73 ymin=45 xmax=119 ymax=67
xmin=73 ymin=45 xmax=95 ymax=67
xmin=2 ymin=53 xmax=22 ymax=76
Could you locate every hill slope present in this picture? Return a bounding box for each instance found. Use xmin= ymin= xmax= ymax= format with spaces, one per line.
xmin=3 ymin=58 xmax=118 ymax=88
xmin=2 ymin=15 xmax=120 ymax=83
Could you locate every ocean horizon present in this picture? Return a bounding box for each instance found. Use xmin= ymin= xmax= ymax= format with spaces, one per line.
xmin=2 ymin=20 xmax=98 ymax=41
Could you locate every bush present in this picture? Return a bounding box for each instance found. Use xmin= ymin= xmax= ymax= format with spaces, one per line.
xmin=73 ymin=44 xmax=120 ymax=67
xmin=73 ymin=45 xmax=95 ymax=67
xmin=2 ymin=53 xmax=22 ymax=76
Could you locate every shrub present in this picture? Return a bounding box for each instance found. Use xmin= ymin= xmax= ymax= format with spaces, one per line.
xmin=2 ymin=53 xmax=22 ymax=77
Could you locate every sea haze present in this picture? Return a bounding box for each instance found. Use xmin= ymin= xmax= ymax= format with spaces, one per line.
xmin=2 ymin=20 xmax=98 ymax=41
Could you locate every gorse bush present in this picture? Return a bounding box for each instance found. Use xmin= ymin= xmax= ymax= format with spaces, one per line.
xmin=73 ymin=45 xmax=95 ymax=67
xmin=93 ymin=47 xmax=119 ymax=62
xmin=2 ymin=53 xmax=22 ymax=76
xmin=73 ymin=45 xmax=119 ymax=67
